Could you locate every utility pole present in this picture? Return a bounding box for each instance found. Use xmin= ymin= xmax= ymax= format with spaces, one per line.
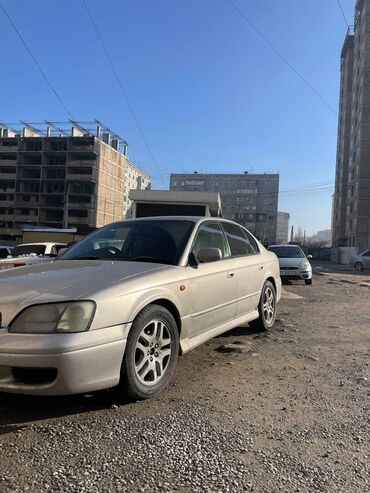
xmin=290 ymin=225 xmax=294 ymax=242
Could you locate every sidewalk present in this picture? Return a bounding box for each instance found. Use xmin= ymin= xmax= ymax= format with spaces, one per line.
xmin=311 ymin=260 xmax=367 ymax=275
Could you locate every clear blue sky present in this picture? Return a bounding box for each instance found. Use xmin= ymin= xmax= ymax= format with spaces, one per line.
xmin=0 ymin=0 xmax=354 ymax=235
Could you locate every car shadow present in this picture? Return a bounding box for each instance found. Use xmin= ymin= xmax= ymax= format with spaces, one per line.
xmin=0 ymin=388 xmax=124 ymax=433
xmin=216 ymin=324 xmax=263 ymax=338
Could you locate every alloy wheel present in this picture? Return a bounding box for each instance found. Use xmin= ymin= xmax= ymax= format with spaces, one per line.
xmin=134 ymin=320 xmax=172 ymax=386
xmin=263 ymin=285 xmax=275 ymax=325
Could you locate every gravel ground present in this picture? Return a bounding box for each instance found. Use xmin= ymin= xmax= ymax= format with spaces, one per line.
xmin=0 ymin=266 xmax=369 ymax=492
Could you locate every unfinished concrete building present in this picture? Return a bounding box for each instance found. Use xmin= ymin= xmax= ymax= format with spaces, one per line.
xmin=0 ymin=121 xmax=151 ymax=241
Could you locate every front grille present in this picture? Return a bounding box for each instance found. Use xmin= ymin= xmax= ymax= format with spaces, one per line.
xmin=11 ymin=367 xmax=57 ymax=385
xmin=280 ymin=267 xmax=298 ymax=270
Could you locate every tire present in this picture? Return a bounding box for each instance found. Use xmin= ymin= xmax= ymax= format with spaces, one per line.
xmin=249 ymin=280 xmax=277 ymax=332
xmin=305 ymin=278 xmax=312 ymax=285
xmin=119 ymin=304 xmax=179 ymax=400
xmin=355 ymin=262 xmax=364 ymax=272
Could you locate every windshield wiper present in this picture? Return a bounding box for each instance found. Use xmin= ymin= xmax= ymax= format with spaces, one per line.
xmin=69 ymin=256 xmax=104 ymax=260
xmin=126 ymin=256 xmax=175 ymax=265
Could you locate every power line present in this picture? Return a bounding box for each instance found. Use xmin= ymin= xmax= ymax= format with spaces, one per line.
xmin=0 ymin=2 xmax=127 ymax=193
xmin=337 ymin=0 xmax=350 ymax=28
xmin=0 ymin=3 xmax=73 ymax=119
xmin=225 ymin=0 xmax=338 ymax=116
xmin=81 ymin=0 xmax=166 ymax=188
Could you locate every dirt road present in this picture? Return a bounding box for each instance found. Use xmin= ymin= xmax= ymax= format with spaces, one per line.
xmin=0 ymin=267 xmax=369 ymax=492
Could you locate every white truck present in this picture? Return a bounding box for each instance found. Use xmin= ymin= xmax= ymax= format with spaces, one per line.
xmin=0 ymin=242 xmax=66 ymax=270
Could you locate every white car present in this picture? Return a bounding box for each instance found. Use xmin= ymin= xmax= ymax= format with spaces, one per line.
xmin=0 ymin=242 xmax=66 ymax=270
xmin=0 ymin=217 xmax=281 ymax=399
xmin=268 ymin=244 xmax=313 ymax=285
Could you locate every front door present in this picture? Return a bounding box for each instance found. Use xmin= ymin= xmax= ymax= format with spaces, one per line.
xmin=186 ymin=222 xmax=237 ymax=336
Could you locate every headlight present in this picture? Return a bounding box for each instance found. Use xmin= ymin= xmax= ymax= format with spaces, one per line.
xmin=9 ymin=301 xmax=96 ymax=334
xmin=301 ymin=261 xmax=310 ymax=270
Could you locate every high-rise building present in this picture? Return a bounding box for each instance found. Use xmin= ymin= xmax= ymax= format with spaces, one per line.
xmin=170 ymin=172 xmax=279 ymax=245
xmin=276 ymin=211 xmax=290 ymax=244
xmin=332 ymin=0 xmax=370 ymax=251
xmin=0 ymin=122 xmax=150 ymax=241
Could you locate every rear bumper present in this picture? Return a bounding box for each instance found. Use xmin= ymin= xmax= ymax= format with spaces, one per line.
xmin=0 ymin=324 xmax=130 ymax=395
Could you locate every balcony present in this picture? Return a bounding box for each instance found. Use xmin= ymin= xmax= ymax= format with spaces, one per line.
xmin=68 ymin=141 xmax=96 ymax=153
xmin=13 ymin=214 xmax=39 ymax=222
xmin=0 ymin=172 xmax=16 ymax=179
xmin=0 ymin=159 xmax=17 ymax=165
xmin=67 ymin=158 xmax=96 ymax=165
xmin=0 ymin=144 xmax=18 ymax=152
xmin=67 ymin=216 xmax=90 ymax=225
xmin=0 ymin=213 xmax=14 ymax=221
xmin=0 ymin=227 xmax=18 ymax=235
xmin=67 ymin=174 xmax=95 ymax=181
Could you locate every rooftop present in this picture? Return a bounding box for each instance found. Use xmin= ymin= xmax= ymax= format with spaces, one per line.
xmin=0 ymin=119 xmax=128 ymax=154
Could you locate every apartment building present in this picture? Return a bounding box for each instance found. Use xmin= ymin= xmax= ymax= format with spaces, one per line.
xmin=276 ymin=211 xmax=290 ymax=244
xmin=123 ymin=162 xmax=151 ymax=218
xmin=0 ymin=121 xmax=151 ymax=241
xmin=170 ymin=172 xmax=279 ymax=245
xmin=332 ymin=0 xmax=370 ymax=251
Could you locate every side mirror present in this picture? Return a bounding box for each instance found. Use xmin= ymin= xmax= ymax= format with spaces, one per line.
xmin=307 ymin=254 xmax=313 ymax=260
xmin=196 ymin=247 xmax=222 ymax=263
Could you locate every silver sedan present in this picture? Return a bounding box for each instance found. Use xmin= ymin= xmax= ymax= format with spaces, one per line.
xmin=350 ymin=250 xmax=370 ymax=271
xmin=0 ymin=217 xmax=281 ymax=399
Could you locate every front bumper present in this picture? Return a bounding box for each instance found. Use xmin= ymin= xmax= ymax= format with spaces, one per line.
xmin=280 ymin=270 xmax=312 ymax=280
xmin=0 ymin=324 xmax=131 ymax=395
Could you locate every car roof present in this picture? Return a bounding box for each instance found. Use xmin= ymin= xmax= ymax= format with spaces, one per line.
xmin=16 ymin=242 xmax=66 ymax=247
xmin=268 ymin=244 xmax=301 ymax=248
xmin=113 ymin=216 xmax=245 ymax=226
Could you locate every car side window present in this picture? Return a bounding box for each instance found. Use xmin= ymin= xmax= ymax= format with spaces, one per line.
xmin=222 ymin=222 xmax=259 ymax=256
xmin=55 ymin=245 xmax=66 ymax=254
xmin=192 ymin=222 xmax=230 ymax=259
xmin=363 ymin=251 xmax=370 ymax=257
xmin=242 ymin=229 xmax=260 ymax=254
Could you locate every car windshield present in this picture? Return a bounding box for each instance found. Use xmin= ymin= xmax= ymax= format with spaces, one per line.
xmin=268 ymin=246 xmax=304 ymax=258
xmin=10 ymin=245 xmax=46 ymax=257
xmin=61 ymin=220 xmax=195 ymax=265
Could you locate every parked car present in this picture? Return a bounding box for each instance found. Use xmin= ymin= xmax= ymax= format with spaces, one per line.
xmin=0 ymin=246 xmax=14 ymax=259
xmin=350 ymin=250 xmax=370 ymax=271
xmin=0 ymin=217 xmax=281 ymax=399
xmin=268 ymin=244 xmax=313 ymax=285
xmin=0 ymin=242 xmax=66 ymax=270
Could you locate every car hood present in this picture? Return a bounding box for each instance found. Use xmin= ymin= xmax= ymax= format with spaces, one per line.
xmin=277 ymin=257 xmax=305 ymax=268
xmin=0 ymin=260 xmax=168 ymax=326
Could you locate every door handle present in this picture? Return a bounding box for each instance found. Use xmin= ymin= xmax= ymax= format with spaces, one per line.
xmin=258 ymin=265 xmax=264 ymax=271
xmin=227 ymin=272 xmax=235 ymax=278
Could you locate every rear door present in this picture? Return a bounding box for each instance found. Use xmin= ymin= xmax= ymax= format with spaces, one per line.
xmin=221 ymin=222 xmax=265 ymax=317
xmin=186 ymin=221 xmax=237 ymax=336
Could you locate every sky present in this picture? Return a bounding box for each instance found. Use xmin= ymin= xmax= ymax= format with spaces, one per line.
xmin=0 ymin=0 xmax=355 ymax=235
